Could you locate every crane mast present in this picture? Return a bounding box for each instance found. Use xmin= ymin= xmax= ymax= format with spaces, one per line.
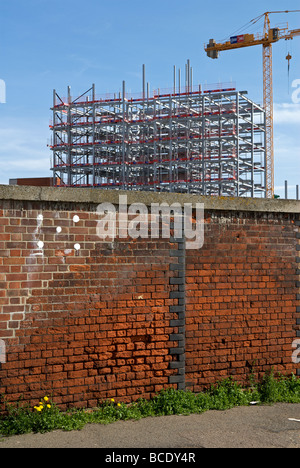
xmin=205 ymin=11 xmax=300 ymax=198
xmin=263 ymin=13 xmax=274 ymax=200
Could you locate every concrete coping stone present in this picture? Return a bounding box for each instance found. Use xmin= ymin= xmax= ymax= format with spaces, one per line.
xmin=0 ymin=185 xmax=299 ymax=214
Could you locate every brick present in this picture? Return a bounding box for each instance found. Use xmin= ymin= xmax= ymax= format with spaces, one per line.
xmin=3 ymin=258 xmax=26 ymax=265
xmin=170 ymin=319 xmax=185 ymax=327
xmin=69 ymin=265 xmax=91 ymax=272
xmin=169 ymin=361 xmax=182 ymax=369
xmin=169 ymin=375 xmax=185 ymax=384
xmin=170 ymin=263 xmax=184 ymax=271
xmin=0 ymin=234 xmax=10 ymax=241
xmin=170 ymin=347 xmax=185 ymax=355
xmin=169 ymin=333 xmax=184 ymax=341
xmin=170 ymin=291 xmax=185 ymax=299
xmin=169 ymin=306 xmax=184 ymax=313
xmin=169 ymin=250 xmax=185 ymax=257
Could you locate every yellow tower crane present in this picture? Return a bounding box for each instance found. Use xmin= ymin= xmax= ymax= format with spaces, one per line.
xmin=205 ymin=10 xmax=300 ymax=198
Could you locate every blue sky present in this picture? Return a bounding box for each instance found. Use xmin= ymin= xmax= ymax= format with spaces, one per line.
xmin=0 ymin=0 xmax=299 ymax=197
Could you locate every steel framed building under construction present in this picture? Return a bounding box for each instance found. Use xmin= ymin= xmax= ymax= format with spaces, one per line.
xmin=50 ymin=64 xmax=266 ymax=197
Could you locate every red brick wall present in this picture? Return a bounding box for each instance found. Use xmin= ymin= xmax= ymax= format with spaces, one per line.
xmin=0 ymin=192 xmax=299 ymax=411
xmin=0 ymin=202 xmax=181 ymax=409
xmin=185 ymin=210 xmax=299 ymax=391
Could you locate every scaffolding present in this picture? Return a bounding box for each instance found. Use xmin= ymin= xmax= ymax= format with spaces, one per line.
xmin=50 ymin=65 xmax=266 ymax=197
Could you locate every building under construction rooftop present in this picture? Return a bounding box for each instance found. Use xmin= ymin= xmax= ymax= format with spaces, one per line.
xmin=50 ymin=63 xmax=266 ymax=197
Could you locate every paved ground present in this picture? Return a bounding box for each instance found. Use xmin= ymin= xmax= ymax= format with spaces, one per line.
xmin=0 ymin=403 xmax=300 ymax=449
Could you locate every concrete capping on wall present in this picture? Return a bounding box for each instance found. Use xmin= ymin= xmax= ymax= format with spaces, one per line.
xmin=0 ymin=185 xmax=300 ymax=213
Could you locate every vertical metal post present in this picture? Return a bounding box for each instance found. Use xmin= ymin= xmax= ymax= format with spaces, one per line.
xmin=92 ymin=83 xmax=96 ymax=187
xmin=251 ymin=101 xmax=254 ymax=197
xmin=173 ymin=65 xmax=176 ymax=94
xmin=285 ymin=180 xmax=288 ymax=199
xmin=202 ymin=94 xmax=206 ymax=195
xmin=122 ymin=80 xmax=126 ymax=189
xmin=169 ymin=94 xmax=173 ymax=191
xmin=142 ymin=64 xmax=146 ymax=101
xmin=296 ymin=185 xmax=299 ymax=200
xmin=219 ymin=98 xmax=222 ymax=196
xmin=263 ymin=95 xmax=267 ymax=198
xmin=67 ymin=86 xmax=72 ymax=186
xmin=52 ymin=89 xmax=56 ymax=186
xmin=153 ymin=97 xmax=157 ymax=191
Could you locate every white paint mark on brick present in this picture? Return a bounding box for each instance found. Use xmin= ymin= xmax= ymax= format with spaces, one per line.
xmin=0 ymin=340 xmax=6 ymax=363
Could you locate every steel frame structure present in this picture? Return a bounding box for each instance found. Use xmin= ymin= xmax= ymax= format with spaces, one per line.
xmin=50 ymin=81 xmax=266 ymax=197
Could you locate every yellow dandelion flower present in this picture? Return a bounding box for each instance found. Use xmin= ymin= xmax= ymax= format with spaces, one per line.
xmin=111 ymin=398 xmax=115 ymax=402
xmin=47 ymin=404 xmax=51 ymax=409
xmin=36 ymin=406 xmax=42 ymax=412
xmin=44 ymin=396 xmax=49 ymax=402
xmin=117 ymin=403 xmax=121 ymax=407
